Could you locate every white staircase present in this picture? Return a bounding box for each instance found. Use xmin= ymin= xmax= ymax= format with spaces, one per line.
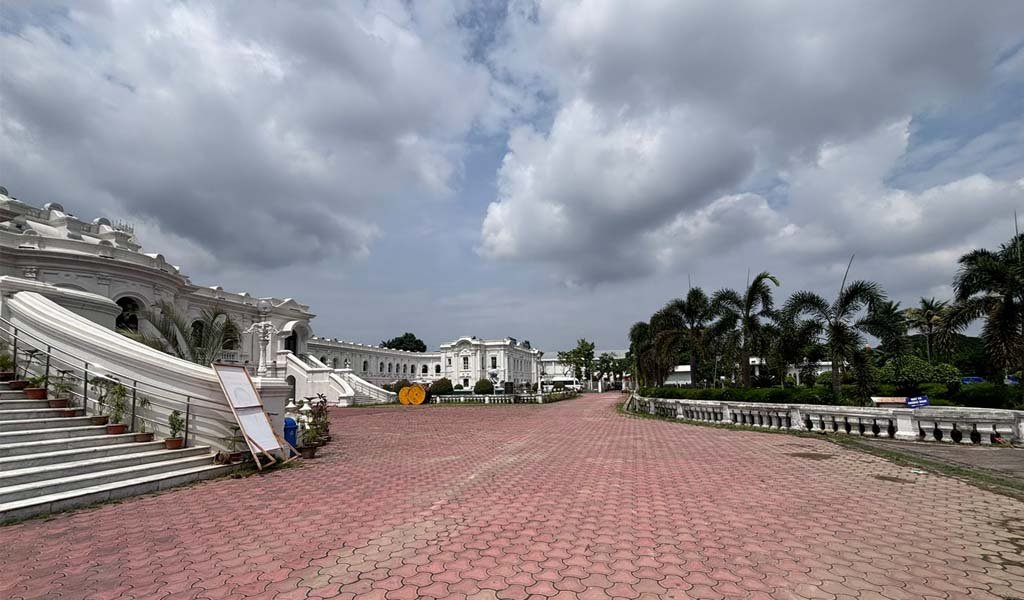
xmin=0 ymin=382 xmax=235 ymax=523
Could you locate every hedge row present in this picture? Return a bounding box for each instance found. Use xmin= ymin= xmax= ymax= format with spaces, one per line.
xmin=639 ymin=383 xmax=1023 ymax=410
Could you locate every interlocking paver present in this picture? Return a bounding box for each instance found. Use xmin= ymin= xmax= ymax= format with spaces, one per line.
xmin=1 ymin=393 xmax=1022 ymax=599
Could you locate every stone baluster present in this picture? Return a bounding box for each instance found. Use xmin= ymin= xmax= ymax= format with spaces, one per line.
xmin=936 ymin=420 xmax=955 ymax=442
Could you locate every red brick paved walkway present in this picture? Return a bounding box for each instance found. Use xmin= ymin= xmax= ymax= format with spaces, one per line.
xmin=2 ymin=393 xmax=1022 ymax=599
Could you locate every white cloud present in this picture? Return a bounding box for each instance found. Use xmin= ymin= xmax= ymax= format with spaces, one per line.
xmin=0 ymin=1 xmax=491 ymax=267
xmin=481 ymin=0 xmax=1024 ymax=285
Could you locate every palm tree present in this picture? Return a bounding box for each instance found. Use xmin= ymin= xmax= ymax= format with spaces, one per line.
xmin=904 ymin=298 xmax=948 ymax=363
xmin=764 ymin=309 xmax=823 ymax=388
xmin=711 ymin=272 xmax=780 ymax=387
xmin=949 ymin=233 xmax=1024 ymax=386
xmin=652 ymin=288 xmax=717 ymax=387
xmin=122 ymin=301 xmax=239 ymax=366
xmin=627 ymin=321 xmax=655 ymax=390
xmin=785 ymin=274 xmax=885 ymax=400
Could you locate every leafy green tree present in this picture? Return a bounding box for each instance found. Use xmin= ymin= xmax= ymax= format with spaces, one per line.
xmin=949 ymin=233 xmax=1023 ymax=396
xmin=122 ymin=301 xmax=239 ymax=366
xmin=473 ymin=378 xmax=494 ymax=395
xmin=904 ymin=298 xmax=949 ymax=364
xmin=558 ymin=338 xmax=596 ymax=382
xmin=712 ymin=272 xmax=780 ymax=387
xmin=380 ymin=333 xmax=427 ymax=352
xmin=785 ymin=274 xmax=886 ymax=401
xmin=427 ymin=377 xmax=453 ymax=399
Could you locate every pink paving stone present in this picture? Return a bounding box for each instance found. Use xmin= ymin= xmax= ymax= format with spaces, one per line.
xmin=1 ymin=393 xmax=1023 ymax=600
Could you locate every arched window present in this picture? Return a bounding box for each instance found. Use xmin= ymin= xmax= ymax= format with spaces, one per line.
xmin=421 ymin=365 xmax=428 ymax=374
xmin=388 ymin=363 xmax=393 ymax=373
xmin=191 ymin=320 xmax=205 ymax=345
xmin=435 ymin=365 xmax=441 ymax=374
xmin=363 ymin=360 xmax=369 ymax=372
xmin=402 ymin=364 xmax=407 ymax=374
xmin=332 ymin=357 xmax=339 ymax=368
xmin=379 ymin=361 xmax=384 ymax=372
xmin=115 ymin=297 xmax=141 ymax=332
xmin=320 ymin=356 xmax=328 ymax=365
xmin=223 ymin=319 xmax=240 ymax=350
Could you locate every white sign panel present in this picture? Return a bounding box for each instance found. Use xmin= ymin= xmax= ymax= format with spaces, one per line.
xmin=213 ymin=364 xmax=285 ymax=462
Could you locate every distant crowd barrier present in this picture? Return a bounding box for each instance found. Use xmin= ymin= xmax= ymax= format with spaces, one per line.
xmin=634 ymin=395 xmax=1024 ymax=444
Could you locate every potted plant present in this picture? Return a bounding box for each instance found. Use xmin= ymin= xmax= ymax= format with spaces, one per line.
xmin=91 ymin=378 xmax=129 ymax=434
xmin=131 ymin=394 xmax=153 ymax=441
xmin=309 ymin=394 xmax=330 ymax=444
xmin=134 ymin=419 xmax=154 ymax=442
xmin=222 ymin=426 xmax=246 ymax=463
xmin=0 ymin=352 xmax=14 ymax=382
xmin=165 ymin=409 xmax=185 ymax=449
xmin=298 ymin=427 xmax=319 ymax=459
xmin=25 ymin=374 xmax=48 ymax=400
xmin=46 ymin=370 xmax=73 ymax=408
xmin=104 ymin=383 xmax=128 ymax=434
xmin=8 ymin=349 xmax=40 ymax=390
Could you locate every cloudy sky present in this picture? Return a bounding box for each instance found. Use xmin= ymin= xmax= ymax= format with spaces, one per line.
xmin=2 ymin=1 xmax=1023 ymax=352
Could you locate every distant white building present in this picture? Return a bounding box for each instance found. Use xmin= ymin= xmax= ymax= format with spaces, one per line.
xmin=308 ymin=335 xmax=542 ymax=389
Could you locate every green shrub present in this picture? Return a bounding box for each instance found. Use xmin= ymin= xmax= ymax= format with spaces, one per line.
xmin=473 ymin=379 xmax=494 ymax=395
xmin=427 ymin=377 xmax=453 ymax=399
xmin=639 ymin=386 xmax=839 ymax=405
xmin=951 ymin=383 xmax=1020 ymax=410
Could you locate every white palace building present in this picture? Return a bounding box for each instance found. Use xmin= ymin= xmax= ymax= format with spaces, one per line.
xmin=0 ymin=188 xmax=544 ymax=401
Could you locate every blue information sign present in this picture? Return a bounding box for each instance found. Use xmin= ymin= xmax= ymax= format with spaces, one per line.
xmin=906 ymin=396 xmax=929 ymax=408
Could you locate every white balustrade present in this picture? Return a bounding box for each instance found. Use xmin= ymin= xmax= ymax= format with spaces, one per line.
xmin=635 ymin=395 xmax=1024 ymax=444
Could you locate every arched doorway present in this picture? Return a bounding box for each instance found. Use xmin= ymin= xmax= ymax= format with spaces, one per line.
xmin=280 ymin=320 xmax=312 ymax=356
xmin=115 ymin=297 xmax=141 ymax=332
xmin=286 ymin=375 xmax=296 ymax=401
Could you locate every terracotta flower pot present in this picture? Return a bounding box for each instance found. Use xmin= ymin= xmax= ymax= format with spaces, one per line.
xmin=105 ymin=423 xmax=127 ymax=435
xmin=7 ymin=380 xmax=28 ymax=390
xmin=90 ymin=415 xmax=109 ymax=426
xmin=229 ymin=451 xmax=245 ymax=463
xmin=164 ymin=437 xmax=184 ymax=449
xmin=299 ymin=445 xmax=318 ymax=459
xmin=61 ymin=409 xmax=78 ymax=418
xmin=134 ymin=432 xmax=154 ymax=442
xmin=48 ymin=399 xmax=69 ymax=409
xmin=24 ymin=388 xmax=47 ymax=400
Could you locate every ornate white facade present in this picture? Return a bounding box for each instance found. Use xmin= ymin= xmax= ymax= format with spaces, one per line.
xmin=0 ymin=190 xmax=315 ymax=368
xmin=307 ymin=335 xmax=543 ymax=390
xmin=0 ymin=189 xmax=544 ymax=393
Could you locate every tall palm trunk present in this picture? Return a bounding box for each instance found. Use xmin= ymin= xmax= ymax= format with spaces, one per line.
xmin=831 ymin=353 xmax=842 ymax=399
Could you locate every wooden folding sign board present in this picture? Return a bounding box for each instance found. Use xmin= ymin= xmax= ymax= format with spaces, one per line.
xmin=213 ymin=364 xmax=297 ymax=469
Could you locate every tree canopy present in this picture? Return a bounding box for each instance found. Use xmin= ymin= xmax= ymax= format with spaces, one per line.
xmin=380 ymin=332 xmax=427 ymax=352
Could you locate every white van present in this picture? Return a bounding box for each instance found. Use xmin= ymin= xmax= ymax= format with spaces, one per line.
xmin=544 ymin=376 xmax=583 ymax=393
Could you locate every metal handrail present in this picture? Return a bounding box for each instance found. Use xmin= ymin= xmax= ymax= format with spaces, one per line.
xmin=0 ymin=314 xmax=228 ymax=406
xmin=0 ymin=316 xmax=234 ymax=446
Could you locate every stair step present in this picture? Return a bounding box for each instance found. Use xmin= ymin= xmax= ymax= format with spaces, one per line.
xmin=0 ymin=399 xmax=62 ymax=410
xmin=0 ymin=425 xmax=118 ymax=446
xmin=0 ymin=408 xmax=84 ymax=422
xmin=0 ymin=461 xmax=237 ymax=523
xmin=0 ymin=390 xmax=39 ymax=400
xmin=0 ymin=433 xmax=146 ymax=458
xmin=0 ymin=415 xmax=94 ymax=433
xmin=0 ymin=441 xmax=167 ymax=470
xmin=0 ymin=454 xmax=217 ymax=503
xmin=0 ymin=446 xmax=211 ymax=487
